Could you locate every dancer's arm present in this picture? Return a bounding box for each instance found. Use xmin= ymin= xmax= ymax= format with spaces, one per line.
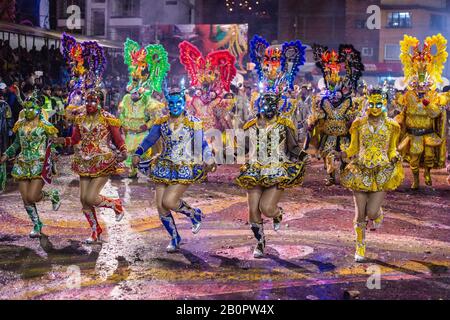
xmin=2 ymin=134 xmax=20 ymax=160
xmin=134 ymin=124 xmax=162 ymax=157
xmin=341 ymin=119 xmax=360 ymax=159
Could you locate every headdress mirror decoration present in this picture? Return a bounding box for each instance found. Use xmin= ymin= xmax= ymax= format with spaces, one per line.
xmin=61 ymin=33 xmax=106 ymax=105
xmin=312 ymin=44 xmax=364 ymax=97
xmin=250 ymin=35 xmax=306 ymax=92
xmin=400 ymin=33 xmax=448 ymax=93
xmin=124 ymin=38 xmax=170 ymax=101
xmin=179 ymin=41 xmax=237 ymax=104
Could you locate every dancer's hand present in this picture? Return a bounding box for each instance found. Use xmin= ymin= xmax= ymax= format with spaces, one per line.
xmin=0 ymin=155 xmax=7 ymax=163
xmin=132 ymin=155 xmax=141 ymax=167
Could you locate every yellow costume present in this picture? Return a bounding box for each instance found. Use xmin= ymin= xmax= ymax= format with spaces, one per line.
xmin=341 ymin=116 xmax=404 ymax=192
xmin=395 ymin=34 xmax=448 ymax=188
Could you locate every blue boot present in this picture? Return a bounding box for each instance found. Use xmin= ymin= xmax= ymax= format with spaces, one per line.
xmin=175 ymin=200 xmax=203 ymax=234
xmin=160 ymin=213 xmax=181 ymax=253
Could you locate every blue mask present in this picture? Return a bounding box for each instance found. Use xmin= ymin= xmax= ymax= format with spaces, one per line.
xmin=166 ymin=92 xmax=186 ymax=117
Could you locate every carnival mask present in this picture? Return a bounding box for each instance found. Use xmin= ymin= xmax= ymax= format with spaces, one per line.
xmin=258 ymin=92 xmax=280 ymax=120
xmin=166 ymin=92 xmax=186 ymax=117
xmin=367 ymin=91 xmax=387 ymax=117
xmin=400 ymin=34 xmax=448 ymax=94
xmin=86 ymin=92 xmax=100 ymax=114
xmin=23 ymin=92 xmax=44 ymax=121
xmin=262 ymin=47 xmax=282 ymax=81
xmin=179 ymin=41 xmax=236 ymax=105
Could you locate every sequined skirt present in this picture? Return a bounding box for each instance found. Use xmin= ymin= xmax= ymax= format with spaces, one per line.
xmin=236 ymin=161 xmax=306 ymax=189
xmin=11 ymin=159 xmax=43 ymax=180
xmin=148 ymin=157 xmax=207 ymax=185
xmin=341 ymin=161 xmax=404 ymax=192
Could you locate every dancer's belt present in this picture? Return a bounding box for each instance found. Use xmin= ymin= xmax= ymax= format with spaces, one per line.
xmin=407 ymin=128 xmax=434 ymax=136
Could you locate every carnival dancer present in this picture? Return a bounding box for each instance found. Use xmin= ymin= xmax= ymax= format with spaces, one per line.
xmin=307 ymin=44 xmax=364 ymax=186
xmin=54 ymin=36 xmax=127 ymax=244
xmin=0 ymin=91 xmax=61 ymax=238
xmin=236 ymin=35 xmax=308 ymax=258
xmin=118 ymin=38 xmax=169 ymax=178
xmin=339 ymin=89 xmax=404 ymax=262
xmin=132 ymin=81 xmax=216 ymax=253
xmin=395 ymin=34 xmax=448 ymax=189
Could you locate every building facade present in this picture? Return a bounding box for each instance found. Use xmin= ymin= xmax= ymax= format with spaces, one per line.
xmin=55 ymin=0 xmax=194 ymax=42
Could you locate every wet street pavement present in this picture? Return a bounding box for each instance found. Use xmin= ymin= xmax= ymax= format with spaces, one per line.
xmin=0 ymin=157 xmax=449 ymax=300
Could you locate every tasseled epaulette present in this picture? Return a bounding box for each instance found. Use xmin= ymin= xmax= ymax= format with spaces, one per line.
xmin=183 ymin=116 xmax=203 ymax=130
xmin=243 ymin=118 xmax=257 ymax=130
xmin=276 ymin=116 xmax=296 ymax=131
xmin=154 ymin=115 xmax=170 ymax=125
xmin=12 ymin=119 xmax=25 ymax=133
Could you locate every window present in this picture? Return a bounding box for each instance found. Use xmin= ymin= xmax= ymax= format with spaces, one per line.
xmin=111 ymin=0 xmax=140 ymax=17
xmin=431 ymin=14 xmax=447 ymax=30
xmin=387 ymin=12 xmax=411 ymax=28
xmin=362 ymin=47 xmax=373 ymax=57
xmin=91 ymin=9 xmax=105 ymax=36
xmin=385 ymin=44 xmax=400 ymax=61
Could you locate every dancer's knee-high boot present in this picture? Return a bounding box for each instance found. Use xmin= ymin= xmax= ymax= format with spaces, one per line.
xmin=83 ymin=209 xmax=103 ymax=244
xmin=96 ymin=195 xmax=124 ymax=222
xmin=160 ymin=213 xmax=181 ymax=253
xmin=370 ymin=208 xmax=384 ymax=231
xmin=175 ymin=199 xmax=203 ymax=234
xmin=272 ymin=207 xmax=284 ymax=231
xmin=251 ymin=222 xmax=266 ymax=258
xmin=354 ymin=221 xmax=367 ymax=262
xmin=25 ymin=204 xmax=43 ymax=238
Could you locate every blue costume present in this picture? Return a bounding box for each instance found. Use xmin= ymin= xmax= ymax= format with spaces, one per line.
xmin=134 ymin=83 xmax=214 ymax=252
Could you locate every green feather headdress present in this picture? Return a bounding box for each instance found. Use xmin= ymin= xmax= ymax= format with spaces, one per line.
xmin=124 ymin=38 xmax=170 ymax=96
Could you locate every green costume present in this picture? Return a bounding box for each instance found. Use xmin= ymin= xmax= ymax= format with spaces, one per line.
xmin=120 ymin=38 xmax=170 ymax=176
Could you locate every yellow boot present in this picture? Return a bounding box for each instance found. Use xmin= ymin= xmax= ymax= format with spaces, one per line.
xmin=424 ymin=167 xmax=432 ymax=186
xmin=370 ymin=208 xmax=384 ymax=231
xmin=354 ymin=221 xmax=367 ymax=263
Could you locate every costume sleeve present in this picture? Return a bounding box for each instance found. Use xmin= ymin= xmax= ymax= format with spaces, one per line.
xmin=286 ymin=126 xmax=304 ymax=160
xmin=424 ymin=94 xmax=444 ymax=119
xmin=110 ymin=125 xmax=126 ymax=152
xmin=65 ymin=124 xmax=81 ymax=146
xmin=343 ymin=120 xmax=360 ymax=158
xmin=134 ymin=124 xmax=161 ymax=156
xmin=5 ymin=134 xmax=20 ymax=158
xmin=388 ymin=122 xmax=401 ymax=160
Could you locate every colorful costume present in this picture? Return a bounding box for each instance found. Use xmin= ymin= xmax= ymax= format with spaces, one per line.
xmin=178 ymin=41 xmax=237 ymax=132
xmin=341 ymin=97 xmax=404 ymax=192
xmin=307 ymin=44 xmax=364 ymax=185
xmin=237 ymin=35 xmax=308 ymax=258
xmin=3 ymin=91 xmax=61 ymax=237
xmin=65 ymin=108 xmax=126 ymax=177
xmin=119 ymin=38 xmax=169 ymax=176
xmin=395 ymin=34 xmax=448 ymax=189
xmin=341 ymin=89 xmax=404 ymax=262
xmin=61 ymin=34 xmax=126 ymax=243
xmin=134 ymin=81 xmax=213 ymax=252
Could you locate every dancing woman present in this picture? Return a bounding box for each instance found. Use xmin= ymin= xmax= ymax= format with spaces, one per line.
xmin=132 ymin=82 xmax=215 ymax=253
xmin=339 ymin=89 xmax=404 ymax=262
xmin=0 ymin=91 xmax=61 ymax=238
xmin=236 ymin=35 xmax=309 ymax=258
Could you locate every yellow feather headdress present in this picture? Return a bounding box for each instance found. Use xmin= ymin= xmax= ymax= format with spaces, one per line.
xmin=400 ymin=33 xmax=448 ymax=87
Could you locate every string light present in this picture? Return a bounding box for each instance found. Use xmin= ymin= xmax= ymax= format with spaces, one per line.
xmin=225 ymin=0 xmax=261 ymax=12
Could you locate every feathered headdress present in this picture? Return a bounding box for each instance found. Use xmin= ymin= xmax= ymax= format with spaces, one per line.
xmin=61 ymin=33 xmax=106 ymax=94
xmin=400 ymin=33 xmax=448 ymax=89
xmin=178 ymin=41 xmax=237 ymax=94
xmin=124 ymin=38 xmax=170 ymax=96
xmin=313 ymin=44 xmax=364 ymax=94
xmin=250 ymin=35 xmax=306 ymax=91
